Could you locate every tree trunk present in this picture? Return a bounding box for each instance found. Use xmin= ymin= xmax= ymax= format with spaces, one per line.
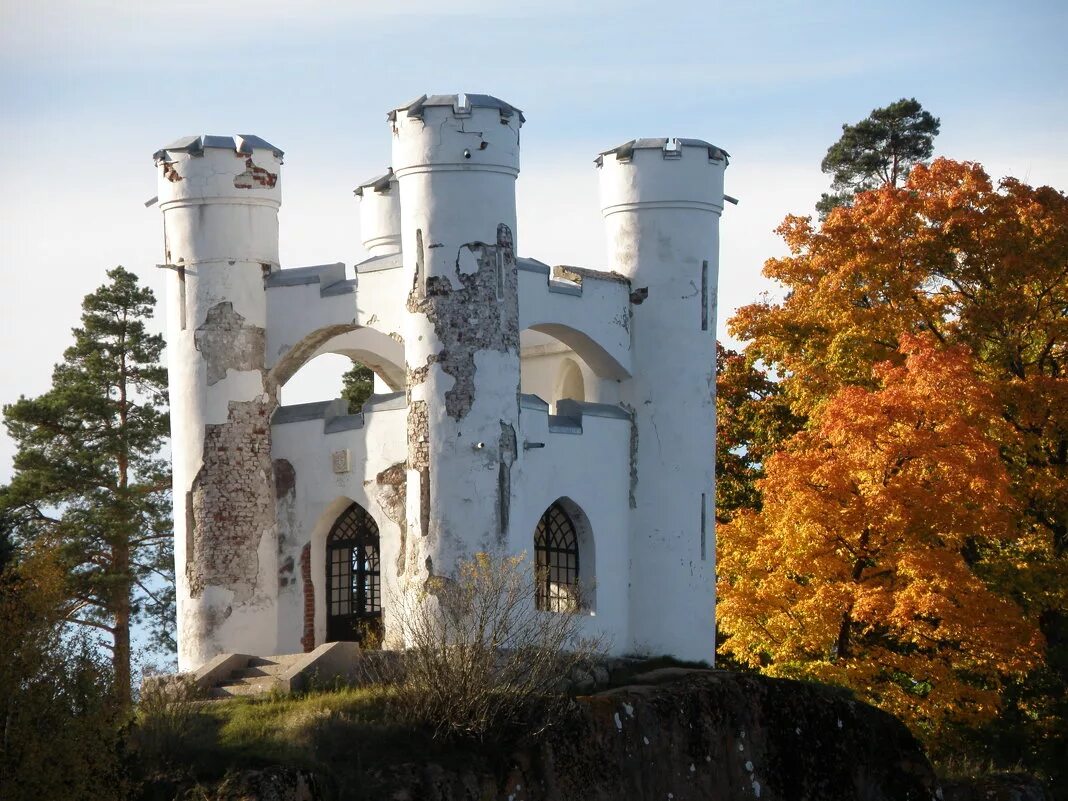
xmin=112 ymin=578 xmax=131 ymax=710
xmin=113 ymin=320 xmax=132 ymax=709
xmin=836 ymin=530 xmax=871 ymax=661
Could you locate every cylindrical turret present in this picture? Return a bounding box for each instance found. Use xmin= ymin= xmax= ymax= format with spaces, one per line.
xmin=390 ymin=93 xmax=524 ymax=589
xmin=355 ymin=170 xmax=401 ymax=256
xmin=597 ymin=137 xmax=728 ymax=662
xmin=154 ymin=134 xmax=284 ymax=670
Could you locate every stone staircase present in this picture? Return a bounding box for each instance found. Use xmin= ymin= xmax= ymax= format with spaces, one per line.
xmin=182 ymin=641 xmax=368 ymax=700
xmin=208 ymin=654 xmax=304 ymax=699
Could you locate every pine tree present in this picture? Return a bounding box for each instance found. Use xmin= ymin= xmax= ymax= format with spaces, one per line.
xmin=1 ymin=266 xmax=171 ymax=708
xmin=341 ymin=360 xmax=375 ymax=413
xmin=816 ymin=98 xmax=940 ymax=218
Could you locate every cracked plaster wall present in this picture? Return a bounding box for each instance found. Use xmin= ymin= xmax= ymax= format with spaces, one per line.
xmin=269 ymin=405 xmax=407 ymax=654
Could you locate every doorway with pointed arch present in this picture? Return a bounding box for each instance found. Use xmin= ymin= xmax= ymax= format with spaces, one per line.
xmin=325 ymin=501 xmax=383 ymax=646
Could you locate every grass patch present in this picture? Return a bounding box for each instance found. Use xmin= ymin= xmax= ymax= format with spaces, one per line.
xmin=133 ymin=685 xmax=512 ymax=801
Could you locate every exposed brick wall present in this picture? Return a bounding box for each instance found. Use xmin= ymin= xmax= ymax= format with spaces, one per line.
xmin=300 ymin=542 xmax=315 ymax=653
xmin=188 ymin=398 xmax=276 ymax=604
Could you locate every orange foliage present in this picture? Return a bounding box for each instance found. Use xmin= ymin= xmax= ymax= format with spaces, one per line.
xmin=729 ymin=157 xmax=1067 ymax=598
xmin=717 ymin=336 xmax=1045 ymax=739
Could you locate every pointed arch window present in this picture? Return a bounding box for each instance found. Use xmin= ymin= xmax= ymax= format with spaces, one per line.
xmin=326 ymin=502 xmax=382 ymax=644
xmin=534 ymin=501 xmax=579 ymax=612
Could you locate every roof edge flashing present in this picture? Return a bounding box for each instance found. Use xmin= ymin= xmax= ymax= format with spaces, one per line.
xmin=153 ymin=134 xmax=284 ymax=164
xmin=387 ymin=93 xmax=525 ymax=125
xmin=595 ymin=138 xmax=729 ymax=167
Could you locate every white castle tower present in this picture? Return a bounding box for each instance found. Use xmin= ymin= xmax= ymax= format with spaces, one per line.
xmin=389 ymin=94 xmax=524 ymax=585
xmin=598 ymin=139 xmax=727 ymax=660
xmin=154 ymin=136 xmax=284 ymax=668
xmin=153 ymin=96 xmax=729 ymax=673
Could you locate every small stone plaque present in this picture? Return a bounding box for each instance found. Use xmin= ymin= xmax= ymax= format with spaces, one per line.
xmin=331 ymin=449 xmax=351 ymax=474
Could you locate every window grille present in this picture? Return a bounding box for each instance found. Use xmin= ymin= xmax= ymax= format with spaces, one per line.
xmin=534 ymin=501 xmax=579 ymax=612
xmin=326 ymin=502 xmax=381 ymax=643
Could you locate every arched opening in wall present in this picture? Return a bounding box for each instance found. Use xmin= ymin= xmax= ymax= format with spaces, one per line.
xmin=273 ymin=325 xmax=406 ymax=409
xmin=280 ymin=353 xmax=369 ymax=407
xmin=534 ymin=497 xmax=595 ymax=613
xmin=325 ymin=501 xmax=383 ymax=647
xmin=554 ymin=358 xmax=585 ymax=407
xmin=520 ymin=329 xmax=604 ymax=413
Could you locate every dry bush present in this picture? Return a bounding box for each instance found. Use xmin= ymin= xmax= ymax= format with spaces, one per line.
xmin=133 ymin=673 xmax=209 ymax=768
xmin=381 ymin=551 xmax=604 ymax=741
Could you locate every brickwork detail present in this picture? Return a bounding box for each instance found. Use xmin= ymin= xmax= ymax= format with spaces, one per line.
xmin=188 ymin=398 xmax=276 ymax=605
xmin=300 ymin=542 xmax=315 ymax=653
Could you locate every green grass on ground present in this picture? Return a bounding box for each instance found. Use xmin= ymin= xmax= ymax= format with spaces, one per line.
xmin=133 ymin=684 xmax=511 ymax=801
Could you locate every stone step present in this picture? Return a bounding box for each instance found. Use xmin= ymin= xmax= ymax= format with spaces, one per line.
xmin=205 ymin=653 xmax=308 ymax=700
xmin=208 ymin=683 xmax=272 ymax=699
xmin=213 ymin=677 xmax=278 ymax=696
xmin=231 ymin=664 xmax=290 ymax=679
xmin=247 ymin=654 xmax=302 ymax=669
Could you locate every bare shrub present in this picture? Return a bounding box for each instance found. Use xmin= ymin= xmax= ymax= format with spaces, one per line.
xmin=133 ymin=673 xmax=208 ymax=768
xmin=381 ymin=551 xmax=604 ymax=741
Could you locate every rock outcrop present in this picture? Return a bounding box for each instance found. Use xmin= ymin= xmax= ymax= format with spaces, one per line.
xmin=191 ymin=669 xmax=944 ymax=800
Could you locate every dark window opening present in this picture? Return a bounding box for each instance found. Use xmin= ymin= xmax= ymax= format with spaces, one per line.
xmin=534 ymin=501 xmax=579 ymax=612
xmin=326 ymin=502 xmax=382 ymax=646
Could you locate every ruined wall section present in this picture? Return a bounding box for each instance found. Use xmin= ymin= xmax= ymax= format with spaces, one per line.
xmin=155 ymin=135 xmax=284 ymax=671
xmin=391 ymin=95 xmax=525 ymax=588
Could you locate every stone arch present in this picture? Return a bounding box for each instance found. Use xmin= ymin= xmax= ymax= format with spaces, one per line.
xmin=526 ymin=322 xmax=629 ymax=380
xmin=269 ymin=324 xmax=405 ymax=395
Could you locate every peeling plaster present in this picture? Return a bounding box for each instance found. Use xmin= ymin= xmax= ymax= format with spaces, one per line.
xmin=162 ymin=162 xmax=183 ymax=183
xmin=195 ymin=302 xmax=267 ymax=385
xmin=553 ymin=264 xmax=630 ymax=286
xmin=278 ymin=555 xmax=295 ymax=588
xmin=274 ymin=458 xmax=296 ymax=498
xmin=498 ymin=421 xmax=516 ymax=539
xmin=300 ymin=543 xmax=315 ymax=653
xmin=620 ymin=401 xmax=638 ymax=509
xmin=233 ymin=157 xmax=278 ymax=189
xmin=374 ymin=462 xmax=407 ymax=575
xmin=405 ymin=224 xmax=520 ymax=421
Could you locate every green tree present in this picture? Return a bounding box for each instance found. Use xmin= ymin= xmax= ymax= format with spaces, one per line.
xmin=816 ymin=97 xmax=940 ymax=218
xmin=0 ymin=516 xmax=127 ymax=801
xmin=1 ymin=266 xmax=172 ymax=708
xmin=341 ymin=360 xmax=375 ymax=413
xmin=715 ymin=343 xmax=803 ymax=522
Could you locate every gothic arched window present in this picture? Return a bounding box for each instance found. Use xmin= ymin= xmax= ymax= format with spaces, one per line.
xmin=326 ymin=502 xmax=382 ymax=644
xmin=534 ymin=501 xmax=580 ymax=612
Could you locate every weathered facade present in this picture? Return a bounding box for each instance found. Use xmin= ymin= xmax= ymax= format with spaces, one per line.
xmin=154 ymin=94 xmax=730 ymax=671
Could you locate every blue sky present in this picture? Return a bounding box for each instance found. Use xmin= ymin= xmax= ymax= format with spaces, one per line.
xmin=0 ymin=2 xmax=1065 ymax=647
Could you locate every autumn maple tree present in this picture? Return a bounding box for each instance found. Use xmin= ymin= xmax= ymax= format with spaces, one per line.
xmin=719 ymin=156 xmax=1068 ymax=771
xmin=717 ymin=336 xmax=1045 ymax=739
xmin=731 ymin=159 xmax=1068 ymax=562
